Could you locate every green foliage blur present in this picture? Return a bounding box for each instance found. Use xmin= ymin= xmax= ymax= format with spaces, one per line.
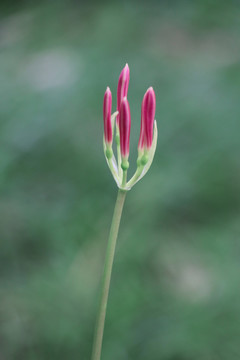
xmin=1 ymin=1 xmax=240 ymax=359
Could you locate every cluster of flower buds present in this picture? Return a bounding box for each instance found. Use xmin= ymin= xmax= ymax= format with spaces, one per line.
xmin=103 ymin=64 xmax=158 ymax=190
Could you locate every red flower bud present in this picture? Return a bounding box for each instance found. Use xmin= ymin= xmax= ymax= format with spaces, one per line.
xmin=119 ymin=97 xmax=131 ymax=158
xmin=117 ymin=64 xmax=130 ymax=125
xmin=103 ymin=87 xmax=112 ymax=145
xmin=138 ymin=87 xmax=156 ymax=150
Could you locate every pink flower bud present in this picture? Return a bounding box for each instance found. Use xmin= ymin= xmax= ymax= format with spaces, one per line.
xmin=138 ymin=87 xmax=156 ymax=150
xmin=103 ymin=87 xmax=112 ymax=145
xmin=117 ymin=64 xmax=130 ymax=125
xmin=119 ymin=97 xmax=131 ymax=158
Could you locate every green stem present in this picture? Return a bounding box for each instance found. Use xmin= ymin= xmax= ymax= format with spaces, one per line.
xmin=122 ymin=170 xmax=127 ymax=187
xmin=117 ymin=146 xmax=122 ymax=176
xmin=91 ymin=189 xmax=127 ymax=360
xmin=126 ymin=165 xmax=143 ymax=188
xmin=107 ymin=158 xmax=120 ymax=183
xmin=116 ymin=129 xmax=122 ymax=177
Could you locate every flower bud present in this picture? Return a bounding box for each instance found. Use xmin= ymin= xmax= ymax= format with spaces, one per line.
xmin=138 ymin=87 xmax=156 ymax=150
xmin=103 ymin=87 xmax=112 ymax=145
xmin=119 ymin=97 xmax=131 ymax=158
xmin=117 ymin=64 xmax=130 ymax=124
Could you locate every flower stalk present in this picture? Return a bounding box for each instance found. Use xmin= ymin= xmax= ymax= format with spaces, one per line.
xmin=91 ymin=190 xmax=127 ymax=360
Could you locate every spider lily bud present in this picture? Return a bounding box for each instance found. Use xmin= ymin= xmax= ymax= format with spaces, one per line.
xmin=144 ymin=87 xmax=156 ymax=149
xmin=119 ymin=97 xmax=131 ymax=169
xmin=103 ymin=87 xmax=113 ymax=158
xmin=103 ymin=64 xmax=157 ymax=191
xmin=117 ymin=64 xmax=130 ymax=125
xmin=138 ymin=87 xmax=156 ymax=152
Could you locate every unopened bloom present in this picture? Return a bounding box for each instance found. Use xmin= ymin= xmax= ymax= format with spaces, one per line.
xmin=103 ymin=87 xmax=112 ymax=146
xmin=119 ymin=97 xmax=131 ymax=164
xmin=103 ymin=64 xmax=158 ymax=190
xmin=138 ymin=87 xmax=156 ymax=151
xmin=117 ymin=64 xmax=130 ymax=125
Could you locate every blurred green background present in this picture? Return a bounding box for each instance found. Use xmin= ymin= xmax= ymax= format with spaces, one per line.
xmin=1 ymin=1 xmax=240 ymax=359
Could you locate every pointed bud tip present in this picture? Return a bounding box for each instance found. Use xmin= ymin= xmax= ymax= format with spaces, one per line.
xmin=147 ymin=86 xmax=154 ymax=93
xmin=121 ymin=63 xmax=130 ymax=78
xmin=117 ymin=64 xmax=130 ymax=117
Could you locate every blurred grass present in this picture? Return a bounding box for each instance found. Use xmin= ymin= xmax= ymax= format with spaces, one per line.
xmin=0 ymin=1 xmax=240 ymax=359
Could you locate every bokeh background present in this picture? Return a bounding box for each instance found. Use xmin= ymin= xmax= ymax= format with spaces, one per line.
xmin=1 ymin=1 xmax=240 ymax=359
